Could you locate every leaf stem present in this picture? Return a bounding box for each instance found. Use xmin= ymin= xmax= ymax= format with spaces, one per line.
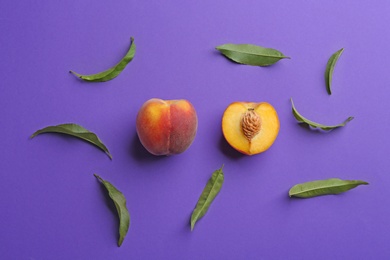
xmin=94 ymin=174 xmax=104 ymax=183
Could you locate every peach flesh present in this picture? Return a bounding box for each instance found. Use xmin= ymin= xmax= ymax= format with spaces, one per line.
xmin=222 ymin=102 xmax=279 ymax=155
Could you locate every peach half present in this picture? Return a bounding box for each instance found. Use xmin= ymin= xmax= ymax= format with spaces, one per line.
xmin=222 ymin=102 xmax=280 ymax=155
xmin=136 ymin=98 xmax=198 ymax=156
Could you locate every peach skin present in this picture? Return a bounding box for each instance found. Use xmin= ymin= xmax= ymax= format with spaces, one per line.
xmin=136 ymin=98 xmax=198 ymax=156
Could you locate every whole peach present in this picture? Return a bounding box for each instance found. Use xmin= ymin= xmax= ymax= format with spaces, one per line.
xmin=136 ymin=98 xmax=198 ymax=156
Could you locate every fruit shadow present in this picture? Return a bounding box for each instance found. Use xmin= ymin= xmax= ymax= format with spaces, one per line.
xmin=218 ymin=134 xmax=246 ymax=160
xmin=130 ymin=133 xmax=167 ymax=163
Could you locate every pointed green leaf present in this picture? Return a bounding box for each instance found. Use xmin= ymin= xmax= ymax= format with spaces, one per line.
xmin=31 ymin=123 xmax=112 ymax=159
xmin=216 ymin=43 xmax=290 ymax=66
xmin=70 ymin=37 xmax=136 ymax=82
xmin=291 ymin=98 xmax=353 ymax=131
xmin=190 ymin=165 xmax=224 ymax=231
xmin=289 ymin=178 xmax=368 ymax=198
xmin=325 ymin=48 xmax=344 ymax=94
xmin=94 ymin=174 xmax=130 ymax=247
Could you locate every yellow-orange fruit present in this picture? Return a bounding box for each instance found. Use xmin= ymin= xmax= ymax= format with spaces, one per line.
xmin=136 ymin=98 xmax=198 ymax=156
xmin=222 ymin=102 xmax=279 ymax=155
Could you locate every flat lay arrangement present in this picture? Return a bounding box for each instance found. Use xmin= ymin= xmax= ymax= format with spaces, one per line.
xmin=1 ymin=1 xmax=388 ymax=259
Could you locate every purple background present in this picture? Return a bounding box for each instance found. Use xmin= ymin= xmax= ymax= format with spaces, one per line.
xmin=1 ymin=1 xmax=389 ymax=259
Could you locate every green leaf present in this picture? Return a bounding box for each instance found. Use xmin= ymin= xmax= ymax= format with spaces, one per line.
xmin=94 ymin=174 xmax=130 ymax=247
xmin=325 ymin=48 xmax=344 ymax=94
xmin=190 ymin=165 xmax=224 ymax=231
xmin=31 ymin=123 xmax=112 ymax=159
xmin=70 ymin=37 xmax=136 ymax=82
xmin=289 ymin=178 xmax=368 ymax=198
xmin=290 ymin=98 xmax=354 ymax=131
xmin=216 ymin=43 xmax=290 ymax=66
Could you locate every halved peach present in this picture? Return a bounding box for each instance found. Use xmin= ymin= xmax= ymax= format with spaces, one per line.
xmin=222 ymin=102 xmax=280 ymax=155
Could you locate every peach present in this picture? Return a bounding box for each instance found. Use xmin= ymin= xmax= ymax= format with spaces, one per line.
xmin=222 ymin=101 xmax=279 ymax=155
xmin=136 ymin=98 xmax=198 ymax=156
